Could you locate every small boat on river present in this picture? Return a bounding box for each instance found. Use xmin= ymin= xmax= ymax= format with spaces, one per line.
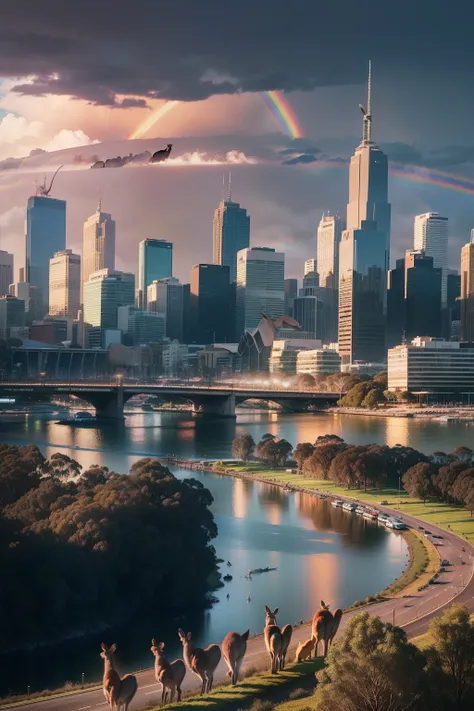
xmin=245 ymin=566 xmax=277 ymax=578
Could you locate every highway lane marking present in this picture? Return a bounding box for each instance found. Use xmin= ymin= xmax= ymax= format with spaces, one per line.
xmin=78 ymin=707 xmax=91 ymax=709
xmin=140 ymin=683 xmax=158 ymax=689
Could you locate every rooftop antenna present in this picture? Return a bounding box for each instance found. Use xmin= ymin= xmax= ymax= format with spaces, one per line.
xmin=97 ymin=196 xmax=102 ymax=213
xmin=359 ymin=60 xmax=372 ymax=145
xmin=228 ymin=170 xmax=232 ymax=201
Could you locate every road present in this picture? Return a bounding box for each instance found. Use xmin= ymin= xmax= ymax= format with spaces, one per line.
xmin=6 ymin=501 xmax=473 ymax=711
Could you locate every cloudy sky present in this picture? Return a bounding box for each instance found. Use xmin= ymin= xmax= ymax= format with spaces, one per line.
xmin=1 ymin=0 xmax=474 ymax=282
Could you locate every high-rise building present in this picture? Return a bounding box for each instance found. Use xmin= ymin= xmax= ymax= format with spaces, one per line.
xmin=414 ymin=213 xmax=449 ymax=306
xmin=213 ymin=199 xmax=250 ymax=282
xmin=49 ymin=249 xmax=81 ymax=318
xmin=0 ymin=295 xmax=25 ymax=339
xmin=284 ymin=278 xmax=298 ymax=317
xmin=236 ymin=247 xmax=284 ymax=334
xmin=26 ymin=195 xmax=66 ymax=313
xmin=338 ymin=63 xmax=390 ymax=365
xmin=304 ymin=258 xmax=317 ymax=276
xmin=138 ymin=239 xmax=173 ymax=308
xmin=387 ymin=258 xmax=406 ymax=348
xmin=293 ymin=296 xmax=322 ymax=339
xmin=316 ymin=215 xmax=345 ymax=288
xmin=338 ymin=221 xmax=387 ymax=364
xmin=82 ymin=203 xmax=115 ymax=297
xmin=461 ymin=232 xmax=474 ymax=341
xmin=117 ymin=306 xmax=165 ymax=345
xmin=83 ymin=269 xmax=135 ymax=345
xmin=404 ymin=250 xmax=442 ymax=341
xmin=296 ymin=348 xmax=341 ymax=377
xmin=190 ymin=264 xmax=234 ymax=343
xmin=0 ymin=251 xmax=13 ymax=296
xmin=147 ymin=277 xmax=184 ymax=342
xmin=300 ymin=271 xmax=320 ymax=295
xmin=447 ymin=270 xmax=461 ymax=341
xmin=346 ymin=63 xmax=391 ymax=266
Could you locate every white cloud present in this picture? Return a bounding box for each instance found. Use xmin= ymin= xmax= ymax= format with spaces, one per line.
xmin=0 ymin=205 xmax=23 ymax=228
xmin=43 ymin=129 xmax=99 ymax=152
xmin=0 ymin=113 xmax=43 ymax=144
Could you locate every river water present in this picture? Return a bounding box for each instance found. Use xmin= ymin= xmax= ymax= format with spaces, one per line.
xmin=1 ymin=409 xmax=472 ymax=694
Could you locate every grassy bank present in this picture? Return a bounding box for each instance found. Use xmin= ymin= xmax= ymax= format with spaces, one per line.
xmin=213 ymin=462 xmax=474 ymax=543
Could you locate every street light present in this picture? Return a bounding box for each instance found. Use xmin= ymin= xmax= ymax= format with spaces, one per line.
xmin=398 ymin=476 xmax=401 ymax=510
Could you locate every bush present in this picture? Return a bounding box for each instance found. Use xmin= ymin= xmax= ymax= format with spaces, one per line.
xmin=250 ymin=700 xmax=274 ymax=711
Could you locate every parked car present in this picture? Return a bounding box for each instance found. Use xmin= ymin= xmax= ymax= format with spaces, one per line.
xmin=379 ymin=500 xmax=389 ymax=505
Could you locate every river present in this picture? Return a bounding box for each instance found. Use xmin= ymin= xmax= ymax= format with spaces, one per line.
xmin=1 ymin=409 xmax=471 ymax=694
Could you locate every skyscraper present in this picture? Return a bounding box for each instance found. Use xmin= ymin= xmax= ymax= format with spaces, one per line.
xmin=316 ymin=215 xmax=345 ymax=288
xmin=461 ymin=232 xmax=474 ymax=341
xmin=414 ymin=213 xmax=449 ymax=306
xmin=0 ymin=250 xmax=13 ymax=297
xmin=387 ymin=258 xmax=406 ymax=348
xmin=284 ymin=278 xmax=298 ymax=317
xmin=83 ymin=269 xmax=135 ymax=346
xmin=190 ymin=264 xmax=234 ymax=343
xmin=213 ymin=198 xmax=250 ymax=282
xmin=338 ymin=62 xmax=390 ymax=365
xmin=138 ymin=239 xmax=173 ymax=308
xmin=0 ymin=295 xmax=25 ymax=339
xmin=82 ymin=203 xmax=115 ymax=297
xmin=236 ymin=247 xmax=285 ymax=334
xmin=49 ymin=250 xmax=81 ymax=318
xmin=346 ymin=62 xmax=391 ymax=265
xmin=147 ymin=277 xmax=184 ymax=341
xmin=26 ymin=195 xmax=66 ymax=313
xmin=304 ymin=258 xmax=317 ymax=276
xmin=404 ymin=250 xmax=442 ymax=341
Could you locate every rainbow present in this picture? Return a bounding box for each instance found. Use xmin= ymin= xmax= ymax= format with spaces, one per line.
xmin=128 ymin=90 xmax=304 ymax=141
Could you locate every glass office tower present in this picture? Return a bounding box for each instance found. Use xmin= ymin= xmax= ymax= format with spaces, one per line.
xmin=138 ymin=239 xmax=173 ymax=308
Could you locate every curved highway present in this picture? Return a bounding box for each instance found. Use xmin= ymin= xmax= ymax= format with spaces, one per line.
xmin=5 ymin=499 xmax=474 ymax=711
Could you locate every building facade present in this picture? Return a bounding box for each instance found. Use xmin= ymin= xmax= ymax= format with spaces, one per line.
xmin=190 ymin=264 xmax=234 ymax=343
xmin=388 ymin=337 xmax=474 ymax=396
xmin=138 ymin=239 xmax=173 ymax=308
xmin=269 ymin=338 xmax=322 ymax=374
xmin=296 ymin=348 xmax=341 ymax=377
xmin=461 ymin=234 xmax=474 ymax=341
xmin=0 ymin=295 xmax=25 ymax=339
xmin=404 ymin=250 xmax=442 ymax=341
xmin=147 ymin=277 xmax=184 ymax=341
xmin=284 ymin=278 xmax=298 ymax=317
xmin=213 ymin=199 xmax=250 ymax=282
xmin=48 ymin=249 xmax=81 ymax=318
xmin=83 ymin=269 xmax=135 ymax=343
xmin=0 ymin=250 xmax=13 ymax=297
xmin=26 ymin=195 xmax=66 ymax=313
xmin=414 ymin=213 xmax=449 ymax=306
xmin=236 ymin=247 xmax=284 ymax=334
xmin=117 ymin=305 xmax=165 ymax=344
xmin=316 ymin=215 xmax=345 ymax=288
xmin=304 ymin=258 xmax=317 ymax=276
xmin=82 ymin=204 xmax=115 ymax=297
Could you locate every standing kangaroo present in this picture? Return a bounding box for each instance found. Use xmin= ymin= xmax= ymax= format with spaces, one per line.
xmin=151 ymin=639 xmax=186 ymax=705
xmin=279 ymin=623 xmax=293 ymax=669
xmin=100 ymin=643 xmax=137 ymax=711
xmin=311 ymin=600 xmax=343 ymax=657
xmin=178 ymin=628 xmax=221 ymax=695
xmin=264 ymin=606 xmax=282 ymax=674
xmin=222 ymin=630 xmax=249 ymax=685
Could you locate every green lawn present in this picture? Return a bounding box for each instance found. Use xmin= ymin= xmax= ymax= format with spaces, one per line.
xmin=213 ymin=463 xmax=474 ymax=543
xmin=152 ymin=660 xmax=324 ymax=711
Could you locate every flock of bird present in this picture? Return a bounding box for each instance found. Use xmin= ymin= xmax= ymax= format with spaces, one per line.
xmin=99 ymin=601 xmax=343 ymax=710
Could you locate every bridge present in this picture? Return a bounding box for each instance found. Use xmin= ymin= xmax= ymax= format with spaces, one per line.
xmin=0 ymin=381 xmax=341 ymax=419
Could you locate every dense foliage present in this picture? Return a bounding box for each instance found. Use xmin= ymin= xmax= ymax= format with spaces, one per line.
xmin=232 ymin=433 xmax=256 ymax=462
xmin=338 ymin=371 xmax=388 ymax=408
xmin=403 ymin=451 xmax=474 ymax=514
xmin=255 ymin=434 xmax=293 ymax=467
xmin=312 ymin=607 xmax=474 ymax=711
xmin=0 ymin=446 xmax=219 ymax=651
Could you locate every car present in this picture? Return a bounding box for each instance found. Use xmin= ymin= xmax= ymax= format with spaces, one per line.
xmin=441 ymin=559 xmax=450 ymax=566
xmin=379 ymin=500 xmax=389 ymax=505
xmin=424 ymin=531 xmax=432 ymax=536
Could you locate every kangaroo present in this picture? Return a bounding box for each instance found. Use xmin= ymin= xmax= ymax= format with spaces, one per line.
xmin=222 ymin=630 xmax=249 ymax=685
xmin=312 ymin=600 xmax=342 ymax=657
xmin=264 ymin=605 xmax=282 ymax=674
xmin=279 ymin=623 xmax=293 ymax=669
xmin=100 ymin=643 xmax=137 ymax=711
xmin=151 ymin=639 xmax=186 ymax=705
xmin=295 ymin=636 xmax=316 ymax=662
xmin=178 ymin=628 xmax=221 ymax=694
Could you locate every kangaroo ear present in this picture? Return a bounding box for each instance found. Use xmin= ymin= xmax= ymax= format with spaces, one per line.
xmin=151 ymin=638 xmax=157 ymax=648
xmin=101 ymin=642 xmax=107 ymax=652
xmin=273 ymin=608 xmax=279 ymax=615
xmin=159 ymin=642 xmax=165 ymax=650
xmin=110 ymin=643 xmax=117 ymax=653
xmin=264 ymin=605 xmax=271 ymax=613
xmin=242 ymin=630 xmax=250 ymax=641
xmin=178 ymin=628 xmax=184 ymax=639
xmin=320 ymin=600 xmax=326 ymax=608
xmin=186 ymin=632 xmax=192 ymax=641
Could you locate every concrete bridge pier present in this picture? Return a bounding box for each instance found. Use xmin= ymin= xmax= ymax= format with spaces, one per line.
xmin=192 ymin=394 xmax=236 ymax=418
xmin=82 ymin=387 xmax=125 ymax=420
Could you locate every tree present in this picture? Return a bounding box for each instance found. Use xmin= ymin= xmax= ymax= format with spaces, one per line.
xmin=339 ymin=380 xmax=373 ymax=407
xmin=329 ymin=446 xmax=365 ymax=488
xmin=293 ymin=442 xmax=315 ymax=472
xmin=433 ymin=462 xmax=468 ymax=503
xmin=314 ymin=612 xmax=429 ymax=711
xmin=465 ymin=485 xmax=474 ymax=517
xmin=403 ymin=462 xmax=436 ymax=502
xmin=426 ymin=604 xmax=474 ymax=710
xmin=361 ymin=388 xmax=385 ymax=409
xmin=232 ymin=434 xmax=256 ymax=462
xmin=303 ymin=441 xmax=347 ymax=480
xmin=452 ymin=446 xmax=474 ymax=464
xmin=42 ymin=453 xmax=83 ymax=480
xmin=451 ymin=469 xmax=474 ymax=504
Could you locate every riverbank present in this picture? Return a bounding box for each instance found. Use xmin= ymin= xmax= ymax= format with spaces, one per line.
xmin=328 ymin=405 xmax=474 ymax=421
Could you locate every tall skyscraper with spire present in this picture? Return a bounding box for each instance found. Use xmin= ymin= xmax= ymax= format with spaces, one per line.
xmin=213 ymin=177 xmax=250 ymax=283
xmin=82 ymin=202 xmax=115 ymax=299
xmin=338 ymin=62 xmax=390 ymax=365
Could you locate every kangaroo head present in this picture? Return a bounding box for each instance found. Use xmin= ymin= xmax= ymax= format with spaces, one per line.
xmin=178 ymin=628 xmax=192 ymax=644
xmin=320 ymin=600 xmax=330 ymax=610
xmin=100 ymin=642 xmax=117 ymax=663
xmin=151 ymin=639 xmax=165 ymax=655
xmin=264 ymin=605 xmax=279 ymax=625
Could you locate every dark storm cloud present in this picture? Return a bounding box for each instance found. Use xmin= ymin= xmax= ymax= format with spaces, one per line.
xmin=283 ymin=154 xmax=320 ymax=165
xmin=1 ymin=1 xmax=472 ymax=105
xmin=382 ymin=142 xmax=474 ymax=169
